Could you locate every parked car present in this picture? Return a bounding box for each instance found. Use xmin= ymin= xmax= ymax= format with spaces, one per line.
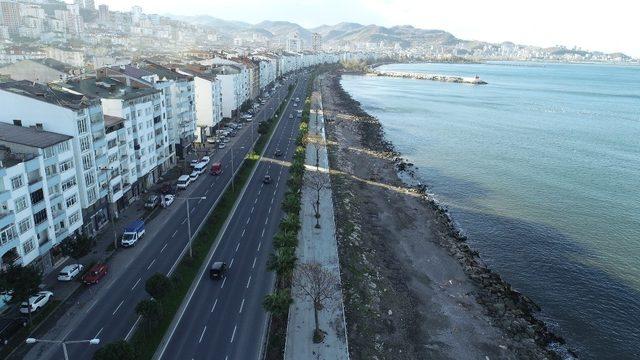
xmin=190 ymin=170 xmax=199 ymax=181
xmin=0 ymin=317 xmax=26 ymax=345
xmin=177 ymin=175 xmax=191 ymax=190
xmin=19 ymin=291 xmax=53 ymax=314
xmin=209 ymin=262 xmax=227 ymax=280
xmin=210 ymin=163 xmax=222 ymax=175
xmin=121 ymin=220 xmax=145 ymax=247
xmin=162 ymin=194 xmax=175 ymax=208
xmin=57 ymin=264 xmax=83 ymax=281
xmin=193 ymin=162 xmax=207 ymax=175
xmin=201 ymin=156 xmax=210 ymax=164
xmin=190 ymin=159 xmax=200 ymax=167
xmin=218 ymin=143 xmax=226 ymax=149
xmin=206 ymin=138 xmax=217 ymax=144
xmin=222 ymin=138 xmax=230 ymax=143
xmin=82 ymin=264 xmax=108 ymax=285
xmin=263 ymin=175 xmax=272 ymax=184
xmin=274 ymin=149 xmax=283 ymax=157
xmin=289 ymin=114 xmax=293 ymax=119
xmin=144 ymin=195 xmax=160 ymax=209
xmin=236 ymin=123 xmax=243 ymax=129
xmin=228 ymin=131 xmax=237 ymax=137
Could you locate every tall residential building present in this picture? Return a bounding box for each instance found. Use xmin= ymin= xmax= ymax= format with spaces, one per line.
xmin=178 ymin=65 xmax=223 ymax=141
xmin=0 ymin=81 xmax=110 ymax=238
xmin=98 ymin=4 xmax=109 ymax=22
xmin=286 ymin=32 xmax=303 ymax=53
xmin=83 ymin=0 xmax=95 ymax=11
xmin=312 ymin=33 xmax=322 ymax=52
xmin=0 ymin=122 xmax=83 ymax=272
xmin=0 ymin=1 xmax=21 ymax=36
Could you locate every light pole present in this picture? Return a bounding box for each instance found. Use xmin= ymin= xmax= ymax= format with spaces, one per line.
xmin=175 ymin=196 xmax=206 ymax=258
xmin=25 ymin=337 xmax=100 ymax=360
xmin=230 ymin=146 xmax=245 ymax=193
xmin=98 ymin=167 xmax=119 ymax=250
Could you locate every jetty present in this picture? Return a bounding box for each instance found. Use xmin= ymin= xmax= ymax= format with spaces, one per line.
xmin=368 ymin=70 xmax=488 ymax=85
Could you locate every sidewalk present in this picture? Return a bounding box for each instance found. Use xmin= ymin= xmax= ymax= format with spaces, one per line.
xmin=284 ymin=79 xmax=349 ymax=360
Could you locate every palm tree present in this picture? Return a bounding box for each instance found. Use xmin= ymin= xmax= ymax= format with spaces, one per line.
xmin=280 ymin=213 xmax=300 ymax=233
xmin=267 ymin=247 xmax=297 ymax=279
xmin=273 ymin=229 xmax=298 ymax=249
xmin=262 ymin=289 xmax=293 ymax=317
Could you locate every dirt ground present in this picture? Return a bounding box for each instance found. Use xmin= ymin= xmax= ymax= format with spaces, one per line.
xmin=320 ymin=71 xmax=557 ymax=360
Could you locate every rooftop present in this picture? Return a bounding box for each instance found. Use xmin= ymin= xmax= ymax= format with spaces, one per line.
xmin=0 ymin=80 xmax=94 ymax=110
xmin=0 ymin=122 xmax=72 ymax=149
xmin=64 ymin=77 xmax=159 ymax=101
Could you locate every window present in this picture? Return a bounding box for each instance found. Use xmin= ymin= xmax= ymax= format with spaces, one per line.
xmin=80 ymin=136 xmax=91 ymax=152
xmin=65 ymin=194 xmax=77 ymax=208
xmin=11 ymin=176 xmax=24 ymax=190
xmin=59 ymin=160 xmax=74 ymax=173
xmin=30 ymin=189 xmax=44 ymax=205
xmin=77 ymin=118 xmax=88 ymax=134
xmin=44 ymin=146 xmax=56 ymax=159
xmin=107 ymin=139 xmax=117 ymax=149
xmin=48 ymin=184 xmax=60 ymax=196
xmin=22 ymin=238 xmax=35 ymax=254
xmin=33 ymin=209 xmax=47 ymax=225
xmin=15 ymin=196 xmax=28 ymax=213
xmin=57 ymin=141 xmax=69 ymax=153
xmin=87 ymin=188 xmax=97 ymax=203
xmin=84 ymin=172 xmax=96 ymax=186
xmin=68 ymin=211 xmax=80 ymax=225
xmin=18 ymin=218 xmax=32 ymax=234
xmin=61 ymin=177 xmax=77 ymax=191
xmin=45 ymin=164 xmax=58 ymax=177
xmin=82 ymin=154 xmax=93 ymax=170
xmin=0 ymin=225 xmax=17 ymax=246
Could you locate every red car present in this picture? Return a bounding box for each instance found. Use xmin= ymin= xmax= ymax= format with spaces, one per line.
xmin=210 ymin=162 xmax=222 ymax=175
xmin=82 ymin=263 xmax=108 ymax=285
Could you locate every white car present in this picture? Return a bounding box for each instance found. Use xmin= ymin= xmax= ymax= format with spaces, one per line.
xmin=57 ymin=264 xmax=83 ymax=281
xmin=206 ymin=138 xmax=217 ymax=144
xmin=190 ymin=171 xmax=199 ymax=181
xmin=223 ymin=138 xmax=230 ymax=143
xmin=236 ymin=124 xmax=243 ymax=129
xmin=190 ymin=159 xmax=199 ymax=167
xmin=218 ymin=143 xmax=226 ymax=149
xmin=201 ymin=156 xmax=210 ymax=165
xmin=19 ymin=291 xmax=53 ymax=314
xmin=162 ymin=194 xmax=175 ymax=207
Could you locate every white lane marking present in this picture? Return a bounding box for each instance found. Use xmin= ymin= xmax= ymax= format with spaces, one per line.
xmin=254 ymin=198 xmax=258 ymax=204
xmin=147 ymin=258 xmax=156 ymax=270
xmin=270 ymin=197 xmax=274 ymax=205
xmin=181 ymin=218 xmax=187 ymax=225
xmin=113 ymin=300 xmax=124 ymax=315
xmin=251 ymin=206 xmax=255 ymax=214
xmin=221 ymin=277 xmax=227 ymax=289
xmin=252 ymin=257 xmax=257 ymax=269
xmin=261 ymin=228 xmax=265 ymax=238
xmin=198 ymin=199 xmax=203 ymax=204
xmin=264 ymin=218 xmax=268 ymax=225
xmin=258 ymin=189 xmax=262 ymax=196
xmin=205 ymin=189 xmax=209 ymax=195
xmin=211 ymin=298 xmax=218 ymax=313
xmin=230 ymin=324 xmax=237 ymax=343
xmin=246 ymin=276 xmax=252 ymax=289
xmin=241 ymin=229 xmax=246 ymax=237
xmin=131 ymin=278 xmax=141 ymax=291
xmin=257 ymin=241 xmax=262 ymax=252
xmin=86 ymin=301 xmax=97 ymax=313
xmin=229 ymin=258 xmax=234 ymax=268
xmin=239 ymin=298 xmax=245 ymax=314
xmin=172 ymin=230 xmax=177 ymax=238
xmin=235 ymin=242 xmax=240 ymax=252
xmin=246 ymin=218 xmax=250 ymax=225
xmin=190 ymin=207 xmax=196 ymax=214
xmin=198 ymin=326 xmax=207 ymax=344
xmin=210 ymin=182 xmax=214 ymax=188
xmin=161 ymin=243 xmax=168 ymax=253
xmin=95 ymin=327 xmax=103 ymax=338
xmin=268 ymin=206 xmax=271 ymax=215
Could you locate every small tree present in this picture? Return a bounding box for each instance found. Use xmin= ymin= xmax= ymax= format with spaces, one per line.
xmin=273 ymin=229 xmax=298 ymax=249
xmin=135 ymin=299 xmax=163 ymax=333
xmin=280 ymin=213 xmax=300 ymax=233
xmin=293 ymin=262 xmax=339 ymax=343
xmin=262 ymin=289 xmax=293 ymax=317
xmin=267 ymin=247 xmax=297 ymax=280
xmin=145 ymin=273 xmax=172 ymax=300
xmin=93 ymin=340 xmax=137 ymax=360
xmin=0 ymin=265 xmax=42 ymax=324
xmin=281 ymin=192 xmax=301 ymax=214
xmin=305 ymin=171 xmax=326 ymax=228
xmin=61 ymin=234 xmax=93 ymax=259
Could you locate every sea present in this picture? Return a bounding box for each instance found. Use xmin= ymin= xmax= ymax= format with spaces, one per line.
xmin=341 ymin=62 xmax=640 ymax=359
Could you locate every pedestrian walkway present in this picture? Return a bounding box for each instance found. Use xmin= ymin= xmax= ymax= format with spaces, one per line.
xmin=284 ymin=78 xmax=349 ymax=360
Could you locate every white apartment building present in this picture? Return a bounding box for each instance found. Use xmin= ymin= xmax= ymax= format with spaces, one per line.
xmin=252 ymin=55 xmax=278 ymax=91
xmin=177 ymin=65 xmax=223 ymax=140
xmin=0 ymin=122 xmax=82 ymax=272
xmin=0 ymin=81 xmax=110 ymax=238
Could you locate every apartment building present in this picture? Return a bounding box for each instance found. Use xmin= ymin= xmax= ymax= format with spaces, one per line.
xmin=0 ymin=122 xmax=82 ymax=272
xmin=177 ymin=64 xmax=223 ymax=141
xmin=0 ymin=81 xmax=110 ymax=238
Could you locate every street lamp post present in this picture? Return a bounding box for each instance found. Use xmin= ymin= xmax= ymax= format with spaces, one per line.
xmin=25 ymin=337 xmax=100 ymax=360
xmin=175 ymin=196 xmax=206 ymax=258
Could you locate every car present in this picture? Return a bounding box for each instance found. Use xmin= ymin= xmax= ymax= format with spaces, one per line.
xmin=201 ymin=156 xmax=210 ymax=164
xmin=209 ymin=262 xmax=227 ymax=279
xmin=57 ymin=264 xmax=83 ymax=281
xmin=222 ymin=138 xmax=230 ymax=143
xmin=206 ymin=138 xmax=217 ymax=144
xmin=210 ymin=162 xmax=222 ymax=175
xmin=19 ymin=291 xmax=53 ymax=314
xmin=177 ymin=175 xmax=191 ymax=190
xmin=218 ymin=143 xmax=226 ymax=149
xmin=245 ymin=117 xmax=253 ymax=122
xmin=0 ymin=317 xmax=26 ymax=345
xmin=228 ymin=131 xmax=237 ymax=137
xmin=162 ymin=194 xmax=175 ymax=207
xmin=189 ymin=171 xmax=199 ymax=181
xmin=274 ymin=149 xmax=283 ymax=157
xmin=82 ymin=264 xmax=108 ymax=285
xmin=236 ymin=123 xmax=243 ymax=129
xmin=263 ymin=175 xmax=272 ymax=184
xmin=144 ymin=195 xmax=160 ymax=209
xmin=289 ymin=114 xmax=293 ymax=119
xmin=190 ymin=159 xmax=200 ymax=167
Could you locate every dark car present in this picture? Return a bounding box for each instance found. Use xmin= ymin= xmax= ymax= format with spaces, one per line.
xmin=274 ymin=149 xmax=283 ymax=157
xmin=82 ymin=263 xmax=108 ymax=285
xmin=209 ymin=262 xmax=227 ymax=280
xmin=0 ymin=317 xmax=26 ymax=345
xmin=263 ymin=175 xmax=272 ymax=184
xmin=144 ymin=195 xmax=160 ymax=209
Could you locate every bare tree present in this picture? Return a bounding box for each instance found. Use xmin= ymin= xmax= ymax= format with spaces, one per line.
xmin=305 ymin=171 xmax=326 ymax=228
xmin=293 ymin=262 xmax=339 ymax=343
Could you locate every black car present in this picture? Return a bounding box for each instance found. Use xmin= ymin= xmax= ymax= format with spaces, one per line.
xmin=263 ymin=175 xmax=272 ymax=184
xmin=274 ymin=149 xmax=283 ymax=157
xmin=209 ymin=262 xmax=227 ymax=280
xmin=0 ymin=317 xmax=26 ymax=345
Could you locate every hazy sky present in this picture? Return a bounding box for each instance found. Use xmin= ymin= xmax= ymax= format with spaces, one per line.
xmin=98 ymin=0 xmax=640 ymax=57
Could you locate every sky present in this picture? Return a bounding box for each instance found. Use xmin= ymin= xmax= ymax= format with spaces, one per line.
xmin=98 ymin=0 xmax=640 ymax=57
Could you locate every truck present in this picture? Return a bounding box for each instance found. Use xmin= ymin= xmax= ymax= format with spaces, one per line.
xmin=121 ymin=220 xmax=145 ymax=247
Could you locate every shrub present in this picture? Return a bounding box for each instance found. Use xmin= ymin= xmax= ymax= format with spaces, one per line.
xmin=93 ymin=340 xmax=137 ymax=360
xmin=145 ymin=273 xmax=173 ymax=300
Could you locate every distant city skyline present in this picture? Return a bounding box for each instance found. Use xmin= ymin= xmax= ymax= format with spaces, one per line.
xmin=95 ymin=0 xmax=640 ymax=57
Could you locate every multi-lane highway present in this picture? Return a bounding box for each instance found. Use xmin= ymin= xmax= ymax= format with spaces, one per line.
xmin=22 ymin=73 xmax=308 ymax=360
xmin=155 ymin=75 xmax=309 ymax=360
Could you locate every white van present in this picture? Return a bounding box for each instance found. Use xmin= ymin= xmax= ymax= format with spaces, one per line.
xmin=177 ymin=175 xmax=191 ymax=190
xmin=193 ymin=162 xmax=206 ymax=175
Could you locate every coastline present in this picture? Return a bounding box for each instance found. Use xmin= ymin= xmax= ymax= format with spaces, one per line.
xmin=321 ymin=69 xmax=575 ymax=359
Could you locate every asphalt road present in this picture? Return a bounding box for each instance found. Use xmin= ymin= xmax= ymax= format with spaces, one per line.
xmin=156 ymin=75 xmax=309 ymax=360
xmin=23 ymin=73 xmax=307 ymax=360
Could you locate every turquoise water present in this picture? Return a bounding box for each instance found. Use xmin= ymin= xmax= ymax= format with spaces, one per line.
xmin=341 ymin=62 xmax=640 ymax=359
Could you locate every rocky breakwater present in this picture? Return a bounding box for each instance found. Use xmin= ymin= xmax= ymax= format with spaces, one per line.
xmin=395 ymin=157 xmax=577 ymax=359
xmin=370 ymin=70 xmax=488 ymax=85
